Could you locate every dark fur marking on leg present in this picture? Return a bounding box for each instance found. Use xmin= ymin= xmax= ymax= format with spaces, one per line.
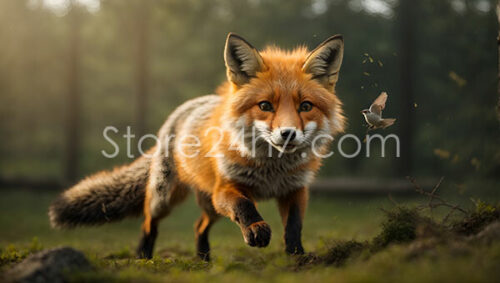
xmin=137 ymin=223 xmax=158 ymax=259
xmin=195 ymin=220 xmax=211 ymax=261
xmin=234 ymin=198 xmax=263 ymax=227
xmin=194 ymin=191 xmax=219 ymax=261
xmin=284 ymin=204 xmax=304 ymax=255
xmin=233 ymin=199 xmax=271 ymax=247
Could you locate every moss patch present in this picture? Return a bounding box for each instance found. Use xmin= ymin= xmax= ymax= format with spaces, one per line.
xmin=295 ymin=202 xmax=500 ymax=270
xmin=453 ymin=200 xmax=499 ymax=235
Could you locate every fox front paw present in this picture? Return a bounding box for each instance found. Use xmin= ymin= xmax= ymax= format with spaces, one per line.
xmin=241 ymin=221 xmax=271 ymax=247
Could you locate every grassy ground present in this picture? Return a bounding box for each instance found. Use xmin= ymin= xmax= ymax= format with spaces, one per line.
xmin=0 ymin=189 xmax=499 ymax=282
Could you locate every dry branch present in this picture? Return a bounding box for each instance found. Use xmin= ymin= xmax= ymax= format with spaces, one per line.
xmin=406 ymin=176 xmax=467 ymax=223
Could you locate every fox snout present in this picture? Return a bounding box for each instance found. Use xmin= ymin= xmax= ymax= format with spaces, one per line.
xmin=280 ymin=129 xmax=296 ymax=141
xmin=269 ymin=127 xmax=305 ymax=152
xmin=253 ymin=118 xmax=324 ymax=154
xmin=273 ymin=127 xmax=301 ymax=144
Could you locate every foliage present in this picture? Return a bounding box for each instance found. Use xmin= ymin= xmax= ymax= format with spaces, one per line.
xmin=452 ymin=199 xmax=500 ymax=235
xmin=372 ymin=207 xmax=421 ymax=249
xmin=0 ymin=237 xmax=43 ymax=267
xmin=295 ymin=199 xmax=500 ymax=272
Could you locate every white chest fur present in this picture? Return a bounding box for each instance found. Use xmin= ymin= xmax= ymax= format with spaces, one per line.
xmin=216 ymin=154 xmax=315 ymax=199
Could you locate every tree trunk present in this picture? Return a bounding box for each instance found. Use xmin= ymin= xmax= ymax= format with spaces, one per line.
xmin=396 ymin=0 xmax=416 ymax=176
xmin=64 ymin=3 xmax=81 ymax=183
xmin=135 ymin=1 xmax=150 ymax=146
xmin=497 ymin=1 xmax=500 ymax=122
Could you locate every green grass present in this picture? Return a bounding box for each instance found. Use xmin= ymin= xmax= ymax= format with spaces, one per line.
xmin=1 ymin=190 xmax=499 ymax=282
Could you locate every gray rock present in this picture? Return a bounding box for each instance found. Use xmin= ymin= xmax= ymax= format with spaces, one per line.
xmin=469 ymin=221 xmax=500 ymax=244
xmin=3 ymin=247 xmax=92 ymax=283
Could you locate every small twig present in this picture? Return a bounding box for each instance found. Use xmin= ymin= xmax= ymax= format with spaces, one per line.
xmin=406 ymin=176 xmax=467 ymax=222
xmin=442 ymin=204 xmax=463 ymax=223
xmin=387 ymin=193 xmax=399 ymax=206
xmin=427 ymin=176 xmax=445 ymax=214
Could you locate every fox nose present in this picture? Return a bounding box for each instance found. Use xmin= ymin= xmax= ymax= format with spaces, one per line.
xmin=280 ymin=129 xmax=296 ymax=141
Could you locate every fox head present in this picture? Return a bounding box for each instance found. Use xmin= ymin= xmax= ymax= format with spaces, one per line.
xmin=220 ymin=33 xmax=345 ymax=156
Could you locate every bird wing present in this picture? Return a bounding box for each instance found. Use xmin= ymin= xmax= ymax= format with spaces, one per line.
xmin=369 ymin=92 xmax=388 ymax=116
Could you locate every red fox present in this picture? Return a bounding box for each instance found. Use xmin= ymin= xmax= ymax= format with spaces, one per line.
xmin=49 ymin=33 xmax=345 ymax=261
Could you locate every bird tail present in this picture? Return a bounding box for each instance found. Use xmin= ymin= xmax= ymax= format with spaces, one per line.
xmin=49 ymin=155 xmax=151 ymax=229
xmin=381 ymin=118 xmax=396 ymax=129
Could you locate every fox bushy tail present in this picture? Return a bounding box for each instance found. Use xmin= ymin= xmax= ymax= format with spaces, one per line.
xmin=49 ymin=155 xmax=151 ymax=229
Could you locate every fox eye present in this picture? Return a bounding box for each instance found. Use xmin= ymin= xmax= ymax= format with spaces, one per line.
xmin=299 ymin=101 xmax=313 ymax=112
xmin=258 ymin=101 xmax=274 ymax=112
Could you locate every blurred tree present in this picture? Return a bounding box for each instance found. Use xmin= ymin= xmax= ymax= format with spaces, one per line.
xmin=134 ymin=0 xmax=150 ymax=143
xmin=497 ymin=0 xmax=500 ymax=122
xmin=396 ymin=0 xmax=416 ymax=176
xmin=64 ymin=1 xmax=83 ymax=183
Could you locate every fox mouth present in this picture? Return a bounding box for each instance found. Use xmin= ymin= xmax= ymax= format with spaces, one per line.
xmin=270 ymin=142 xmax=298 ymax=153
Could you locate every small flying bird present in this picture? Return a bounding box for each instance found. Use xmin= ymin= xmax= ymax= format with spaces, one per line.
xmin=361 ymin=92 xmax=396 ymax=130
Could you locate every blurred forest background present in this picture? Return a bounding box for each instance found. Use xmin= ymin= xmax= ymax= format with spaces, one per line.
xmin=0 ymin=0 xmax=498 ymax=189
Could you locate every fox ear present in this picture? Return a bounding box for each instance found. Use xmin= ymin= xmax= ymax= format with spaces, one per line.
xmin=303 ymin=35 xmax=344 ymax=90
xmin=224 ymin=33 xmax=266 ymax=86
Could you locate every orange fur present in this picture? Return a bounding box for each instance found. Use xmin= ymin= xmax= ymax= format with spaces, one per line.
xmin=173 ymin=46 xmax=344 ymax=201
xmin=95 ymin=34 xmax=346 ymax=259
xmin=51 ymin=35 xmax=345 ymax=259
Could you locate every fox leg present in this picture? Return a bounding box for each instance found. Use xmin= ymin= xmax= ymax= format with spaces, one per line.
xmin=277 ymin=187 xmax=308 ymax=255
xmin=137 ymin=179 xmax=189 ymax=259
xmin=137 ymin=151 xmax=173 ymax=259
xmin=137 ymin=211 xmax=159 ymax=259
xmin=194 ymin=191 xmax=219 ymax=261
xmin=137 ymin=180 xmax=163 ymax=259
xmin=212 ymin=182 xmax=271 ymax=248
